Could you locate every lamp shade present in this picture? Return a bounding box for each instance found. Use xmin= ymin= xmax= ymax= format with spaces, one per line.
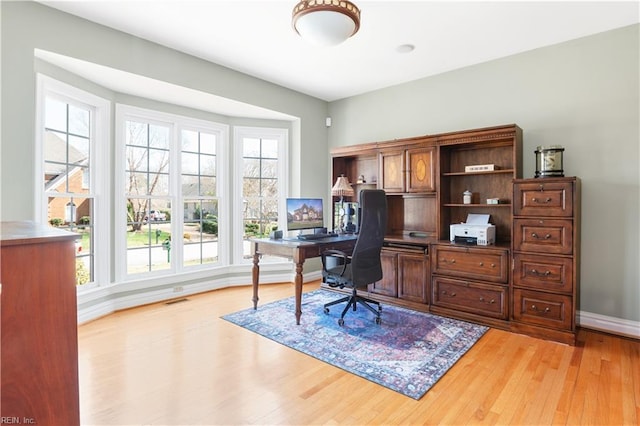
xmin=331 ymin=174 xmax=354 ymax=198
xmin=292 ymin=0 xmax=361 ymax=47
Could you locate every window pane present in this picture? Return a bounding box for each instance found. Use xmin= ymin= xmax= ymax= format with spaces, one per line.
xmin=200 ymin=133 xmax=216 ymax=155
xmin=69 ymin=135 xmax=89 ymax=166
xmin=243 ymin=178 xmax=260 ymax=197
xmin=148 ymin=173 xmax=170 ymax=196
xmin=149 ymin=149 xmax=169 ymax=174
xmin=45 ymin=98 xmax=67 ymax=132
xmin=69 ymin=104 xmax=90 ymax=137
xmin=243 ymin=158 xmax=260 ymax=178
xmin=243 ymin=138 xmax=260 ymax=157
xmin=126 ymin=121 xmax=148 ymax=147
xmin=125 ymin=200 xmax=171 ymax=274
xmin=183 ymin=199 xmax=218 ymax=268
xmin=149 ymin=124 xmax=170 ymax=149
xmin=200 ymin=155 xmax=215 ymax=176
xmin=47 ymin=196 xmax=94 ymax=285
xmin=181 ymin=175 xmax=199 ymax=196
xmin=261 ymin=158 xmax=278 ymax=178
xmin=261 ymin=178 xmax=278 ymax=197
xmin=182 ymin=130 xmax=198 ymax=152
xmin=182 ymin=152 xmax=199 ymax=175
xmin=43 ymin=92 xmax=98 ymax=287
xmin=44 ymin=130 xmax=67 ymax=163
xmin=125 ymin=172 xmax=149 ymax=196
xmin=200 ymin=177 xmax=216 ymax=196
xmin=126 ymin=146 xmax=148 ymax=172
xmin=261 ymin=139 xmax=278 ymax=159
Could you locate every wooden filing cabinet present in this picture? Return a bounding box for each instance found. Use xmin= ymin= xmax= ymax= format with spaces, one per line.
xmin=431 ymin=243 xmax=510 ymax=325
xmin=511 ymin=177 xmax=580 ymax=345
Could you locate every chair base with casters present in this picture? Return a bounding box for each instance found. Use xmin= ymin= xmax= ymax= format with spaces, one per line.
xmin=323 ymin=287 xmax=382 ymax=326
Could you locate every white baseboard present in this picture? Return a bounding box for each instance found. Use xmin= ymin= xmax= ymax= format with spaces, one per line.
xmin=578 ymin=310 xmax=640 ymax=339
xmin=77 ymin=268 xmax=311 ymax=324
xmin=78 ymin=275 xmax=639 ymax=341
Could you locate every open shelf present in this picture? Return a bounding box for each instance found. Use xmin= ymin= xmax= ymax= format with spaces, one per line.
xmin=442 ymin=169 xmax=515 ymax=177
xmin=443 ymin=203 xmax=512 ymax=207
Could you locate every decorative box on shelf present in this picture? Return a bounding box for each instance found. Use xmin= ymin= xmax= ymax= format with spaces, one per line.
xmin=465 ymin=164 xmax=500 ymax=173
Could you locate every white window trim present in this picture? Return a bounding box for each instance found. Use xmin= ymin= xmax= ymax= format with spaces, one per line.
xmin=35 ymin=74 xmax=111 ymax=290
xmin=232 ymin=126 xmax=289 ymax=264
xmin=115 ymin=104 xmax=229 ymax=281
xmin=177 ymin=118 xmax=229 ymax=269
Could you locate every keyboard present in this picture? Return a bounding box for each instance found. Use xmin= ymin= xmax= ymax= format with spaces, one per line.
xmin=297 ymin=233 xmax=336 ymax=241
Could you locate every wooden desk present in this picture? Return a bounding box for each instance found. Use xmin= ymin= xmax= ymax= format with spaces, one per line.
xmin=251 ymin=236 xmax=357 ymax=324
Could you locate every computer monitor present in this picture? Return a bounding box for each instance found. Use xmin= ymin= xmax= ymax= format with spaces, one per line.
xmin=286 ymin=198 xmax=324 ymax=232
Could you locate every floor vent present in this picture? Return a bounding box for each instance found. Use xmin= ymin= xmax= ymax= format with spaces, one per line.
xmin=165 ymin=298 xmax=188 ymax=305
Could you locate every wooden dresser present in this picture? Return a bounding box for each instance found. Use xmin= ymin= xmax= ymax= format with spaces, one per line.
xmin=1 ymin=221 xmax=80 ymax=426
xmin=511 ymin=178 xmax=581 ymax=345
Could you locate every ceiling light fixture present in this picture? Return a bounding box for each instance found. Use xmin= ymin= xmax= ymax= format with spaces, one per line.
xmin=292 ymin=0 xmax=361 ymax=47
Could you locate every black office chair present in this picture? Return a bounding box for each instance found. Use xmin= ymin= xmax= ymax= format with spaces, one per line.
xmin=321 ymin=189 xmax=388 ymax=326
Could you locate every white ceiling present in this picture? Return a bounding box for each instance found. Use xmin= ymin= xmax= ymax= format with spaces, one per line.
xmin=38 ymin=1 xmax=638 ymax=107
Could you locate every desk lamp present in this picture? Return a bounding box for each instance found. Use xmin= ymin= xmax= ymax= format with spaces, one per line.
xmin=331 ymin=174 xmax=354 ymax=233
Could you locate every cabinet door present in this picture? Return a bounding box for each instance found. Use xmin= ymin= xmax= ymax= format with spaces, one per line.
xmin=379 ymin=150 xmax=405 ymax=193
xmin=398 ymin=252 xmax=429 ymax=303
xmin=368 ymin=250 xmax=398 ymax=297
xmin=406 ymin=147 xmax=435 ymax=192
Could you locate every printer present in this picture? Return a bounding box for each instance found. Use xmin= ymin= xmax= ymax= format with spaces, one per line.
xmin=450 ymin=214 xmax=496 ymax=246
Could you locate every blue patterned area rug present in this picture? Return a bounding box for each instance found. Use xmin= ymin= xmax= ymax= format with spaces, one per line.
xmin=222 ymin=289 xmax=488 ymax=400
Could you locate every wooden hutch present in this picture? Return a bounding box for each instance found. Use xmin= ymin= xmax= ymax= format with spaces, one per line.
xmin=328 ymin=124 xmax=580 ymax=345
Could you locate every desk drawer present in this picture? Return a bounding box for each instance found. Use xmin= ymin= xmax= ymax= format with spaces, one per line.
xmin=431 ymin=245 xmax=509 ymax=283
xmin=432 ymin=277 xmax=508 ymax=319
xmin=513 ymin=253 xmax=573 ymax=293
xmin=513 ymin=218 xmax=573 ymax=255
xmin=513 ymin=289 xmax=573 ymax=330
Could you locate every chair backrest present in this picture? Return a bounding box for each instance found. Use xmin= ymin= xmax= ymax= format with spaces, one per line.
xmin=350 ymin=189 xmax=387 ymax=287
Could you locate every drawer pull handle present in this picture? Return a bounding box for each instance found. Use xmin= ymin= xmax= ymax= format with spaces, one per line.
xmin=479 ymin=297 xmax=495 ymax=304
xmin=530 ymin=269 xmax=551 ymax=277
xmin=444 ymin=258 xmax=456 ymax=264
xmin=479 ymin=262 xmax=483 ymax=266
xmin=491 ymin=263 xmax=496 ymax=268
xmin=531 ymin=232 xmax=551 ymax=240
xmin=531 ymin=305 xmax=551 ymax=313
xmin=442 ymin=290 xmax=456 ymax=297
xmin=532 ymin=197 xmax=552 ymax=203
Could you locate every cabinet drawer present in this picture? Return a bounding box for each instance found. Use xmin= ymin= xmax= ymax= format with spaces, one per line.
xmin=432 ymin=277 xmax=508 ymax=319
xmin=514 ymin=180 xmax=573 ymax=217
xmin=513 ymin=253 xmax=573 ymax=293
xmin=513 ymin=289 xmax=573 ymax=330
xmin=513 ymin=218 xmax=573 ymax=255
xmin=431 ymin=245 xmax=509 ymax=283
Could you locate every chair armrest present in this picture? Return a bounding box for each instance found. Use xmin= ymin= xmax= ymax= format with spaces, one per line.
xmin=321 ymin=249 xmax=350 ymax=276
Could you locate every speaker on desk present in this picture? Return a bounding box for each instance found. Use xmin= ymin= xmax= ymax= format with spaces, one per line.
xmin=269 ymin=230 xmax=283 ymax=240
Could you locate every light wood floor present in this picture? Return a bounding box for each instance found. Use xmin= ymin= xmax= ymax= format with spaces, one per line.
xmin=78 ymin=281 xmax=640 ymax=425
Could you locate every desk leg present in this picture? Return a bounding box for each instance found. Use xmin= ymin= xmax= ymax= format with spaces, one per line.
xmin=252 ymin=251 xmax=260 ymax=310
xmin=294 ymin=260 xmax=303 ymax=325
